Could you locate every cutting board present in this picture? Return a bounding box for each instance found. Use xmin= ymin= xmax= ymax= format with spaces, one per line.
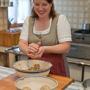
xmin=0 ymin=73 xmax=73 ymax=90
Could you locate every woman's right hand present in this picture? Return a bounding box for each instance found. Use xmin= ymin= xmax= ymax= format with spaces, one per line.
xmin=27 ymin=46 xmax=45 ymax=59
xmin=28 ymin=42 xmax=41 ymax=54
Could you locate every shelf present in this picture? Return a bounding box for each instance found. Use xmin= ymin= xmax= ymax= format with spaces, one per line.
xmin=0 ymin=5 xmax=13 ymax=7
xmin=0 ymin=2 xmax=13 ymax=7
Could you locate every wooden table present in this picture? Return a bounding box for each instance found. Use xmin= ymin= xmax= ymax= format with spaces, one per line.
xmin=0 ymin=73 xmax=73 ymax=90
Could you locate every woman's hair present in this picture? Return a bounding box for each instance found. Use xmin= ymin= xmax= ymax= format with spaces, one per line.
xmin=31 ymin=0 xmax=56 ymax=19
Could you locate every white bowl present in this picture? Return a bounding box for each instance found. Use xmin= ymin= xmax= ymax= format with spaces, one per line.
xmin=16 ymin=69 xmax=50 ymax=77
xmin=15 ymin=76 xmax=58 ymax=90
xmin=13 ymin=59 xmax=52 ymax=77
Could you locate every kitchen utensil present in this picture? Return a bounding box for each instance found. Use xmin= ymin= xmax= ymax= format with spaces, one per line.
xmin=83 ymin=24 xmax=90 ymax=30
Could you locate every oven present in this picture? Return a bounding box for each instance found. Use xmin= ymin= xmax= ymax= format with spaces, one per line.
xmin=66 ymin=29 xmax=90 ymax=81
xmin=67 ymin=43 xmax=90 ymax=60
xmin=67 ymin=29 xmax=90 ymax=60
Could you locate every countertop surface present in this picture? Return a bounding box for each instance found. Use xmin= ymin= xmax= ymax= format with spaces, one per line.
xmin=0 ymin=73 xmax=73 ymax=90
xmin=0 ymin=66 xmax=84 ymax=90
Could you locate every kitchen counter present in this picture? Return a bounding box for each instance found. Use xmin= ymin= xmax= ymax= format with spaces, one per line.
xmin=66 ymin=42 xmax=90 ymax=81
xmin=0 ymin=66 xmax=84 ymax=90
xmin=0 ymin=46 xmax=17 ymax=67
xmin=0 ymin=46 xmax=27 ymax=67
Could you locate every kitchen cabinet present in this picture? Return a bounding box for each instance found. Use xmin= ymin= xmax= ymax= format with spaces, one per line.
xmin=84 ymin=66 xmax=90 ymax=80
xmin=68 ymin=63 xmax=82 ymax=81
xmin=67 ymin=57 xmax=90 ymax=82
xmin=67 ymin=57 xmax=82 ymax=81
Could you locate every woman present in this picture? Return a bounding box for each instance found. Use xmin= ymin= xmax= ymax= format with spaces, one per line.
xmin=19 ymin=0 xmax=72 ymax=77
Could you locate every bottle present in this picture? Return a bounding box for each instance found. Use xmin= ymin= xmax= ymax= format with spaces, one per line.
xmin=1 ymin=0 xmax=5 ymax=6
xmin=1 ymin=0 xmax=3 ymax=6
xmin=3 ymin=0 xmax=5 ymax=6
xmin=5 ymin=0 xmax=9 ymax=6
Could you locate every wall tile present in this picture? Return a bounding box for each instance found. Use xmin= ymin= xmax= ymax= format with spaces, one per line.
xmin=54 ymin=0 xmax=90 ymax=29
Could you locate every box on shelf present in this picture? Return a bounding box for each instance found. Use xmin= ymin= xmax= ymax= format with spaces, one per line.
xmin=0 ymin=30 xmax=20 ymax=47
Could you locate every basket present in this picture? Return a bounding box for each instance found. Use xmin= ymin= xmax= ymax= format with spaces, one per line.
xmin=0 ymin=30 xmax=20 ymax=47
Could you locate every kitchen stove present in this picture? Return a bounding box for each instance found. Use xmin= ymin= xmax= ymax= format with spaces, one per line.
xmin=72 ymin=29 xmax=90 ymax=44
xmin=66 ymin=29 xmax=90 ymax=60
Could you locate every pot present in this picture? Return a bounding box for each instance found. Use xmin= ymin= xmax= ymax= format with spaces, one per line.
xmin=83 ymin=24 xmax=90 ymax=30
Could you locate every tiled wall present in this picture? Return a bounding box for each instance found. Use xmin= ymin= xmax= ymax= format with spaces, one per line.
xmin=54 ymin=0 xmax=90 ymax=29
xmin=0 ymin=8 xmax=8 ymax=31
xmin=0 ymin=0 xmax=90 ymax=30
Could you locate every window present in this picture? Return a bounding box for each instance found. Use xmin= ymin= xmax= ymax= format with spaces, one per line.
xmin=8 ymin=0 xmax=32 ymax=24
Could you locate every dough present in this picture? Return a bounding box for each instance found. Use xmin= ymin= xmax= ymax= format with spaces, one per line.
xmin=40 ymin=85 xmax=51 ymax=90
xmin=22 ymin=87 xmax=31 ymax=90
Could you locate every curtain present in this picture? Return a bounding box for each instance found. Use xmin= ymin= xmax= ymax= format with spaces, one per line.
xmin=8 ymin=0 xmax=31 ymax=23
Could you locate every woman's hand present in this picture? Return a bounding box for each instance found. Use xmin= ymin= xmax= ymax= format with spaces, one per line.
xmin=28 ymin=42 xmax=41 ymax=54
xmin=27 ymin=51 xmax=43 ymax=59
xmin=27 ymin=46 xmax=45 ymax=59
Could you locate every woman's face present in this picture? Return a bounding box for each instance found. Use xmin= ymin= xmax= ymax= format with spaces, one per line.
xmin=33 ymin=0 xmax=52 ymax=19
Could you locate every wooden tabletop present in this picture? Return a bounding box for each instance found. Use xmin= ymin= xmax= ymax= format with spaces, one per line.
xmin=0 ymin=73 xmax=73 ymax=90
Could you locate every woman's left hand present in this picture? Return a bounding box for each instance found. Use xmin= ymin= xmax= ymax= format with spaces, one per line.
xmin=27 ymin=46 xmax=45 ymax=59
